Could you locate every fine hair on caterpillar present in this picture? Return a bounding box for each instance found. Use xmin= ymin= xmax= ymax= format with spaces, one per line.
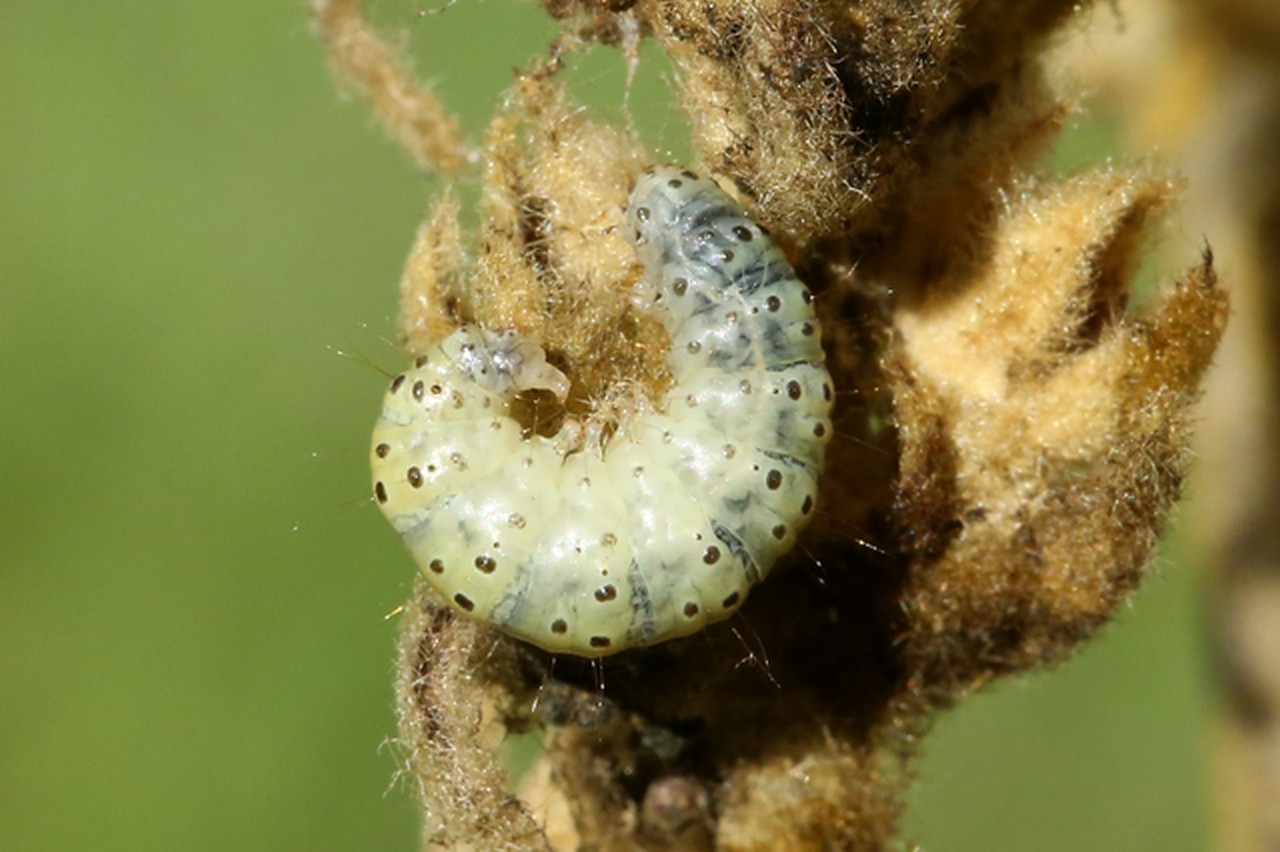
xmin=371 ymin=166 xmax=835 ymax=656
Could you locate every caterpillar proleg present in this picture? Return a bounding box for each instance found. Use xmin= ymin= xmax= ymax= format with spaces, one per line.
xmin=371 ymin=167 xmax=833 ymax=656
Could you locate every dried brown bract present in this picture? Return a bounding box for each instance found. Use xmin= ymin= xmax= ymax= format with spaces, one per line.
xmin=314 ymin=0 xmax=1228 ymax=847
xmin=892 ymin=171 xmax=1226 ymax=692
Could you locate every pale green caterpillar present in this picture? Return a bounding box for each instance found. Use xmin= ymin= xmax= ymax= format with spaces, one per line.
xmin=371 ymin=166 xmax=833 ymax=656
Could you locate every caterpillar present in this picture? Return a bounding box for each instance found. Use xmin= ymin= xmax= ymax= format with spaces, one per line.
xmin=371 ymin=166 xmax=833 ymax=657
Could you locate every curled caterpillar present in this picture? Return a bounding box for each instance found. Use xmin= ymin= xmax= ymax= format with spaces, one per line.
xmin=371 ymin=166 xmax=833 ymax=656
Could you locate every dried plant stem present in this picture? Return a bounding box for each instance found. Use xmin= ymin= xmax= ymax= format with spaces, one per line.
xmin=313 ymin=0 xmax=470 ymax=174
xmin=318 ymin=0 xmax=1230 ymax=847
xmin=1181 ymin=11 xmax=1280 ymax=850
xmin=394 ymin=584 xmax=551 ymax=851
xmin=1060 ymin=3 xmax=1280 ymax=846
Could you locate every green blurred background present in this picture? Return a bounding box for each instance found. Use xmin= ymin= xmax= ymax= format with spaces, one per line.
xmin=0 ymin=1 xmax=1212 ymax=849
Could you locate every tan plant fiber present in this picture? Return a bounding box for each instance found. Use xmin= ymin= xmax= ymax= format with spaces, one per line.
xmin=314 ymin=0 xmax=469 ymax=174
xmin=314 ymin=0 xmax=1228 ymax=847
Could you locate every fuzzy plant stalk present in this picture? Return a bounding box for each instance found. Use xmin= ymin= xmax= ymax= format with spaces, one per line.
xmin=1069 ymin=1 xmax=1280 ymax=846
xmin=1052 ymin=2 xmax=1280 ymax=845
xmin=314 ymin=0 xmax=1229 ymax=848
xmin=1174 ymin=5 xmax=1280 ymax=847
